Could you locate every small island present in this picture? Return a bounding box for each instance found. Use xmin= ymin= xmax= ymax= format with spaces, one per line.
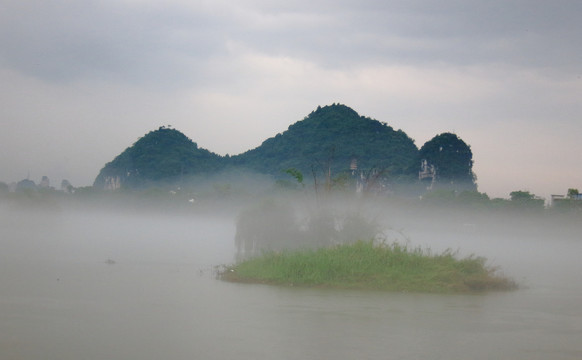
xmin=221 ymin=240 xmax=517 ymax=293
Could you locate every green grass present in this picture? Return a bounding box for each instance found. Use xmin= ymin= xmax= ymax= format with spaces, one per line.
xmin=221 ymin=240 xmax=517 ymax=293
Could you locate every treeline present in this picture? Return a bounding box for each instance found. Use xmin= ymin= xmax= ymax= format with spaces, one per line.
xmin=3 ymin=174 xmax=581 ymax=217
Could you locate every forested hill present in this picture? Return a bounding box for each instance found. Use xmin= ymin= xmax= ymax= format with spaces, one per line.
xmin=93 ymin=127 xmax=223 ymax=189
xmin=231 ymin=104 xmax=419 ymax=179
xmin=93 ymin=104 xmax=432 ymax=189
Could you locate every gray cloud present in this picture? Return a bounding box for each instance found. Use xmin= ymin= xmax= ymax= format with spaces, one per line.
xmin=220 ymin=0 xmax=582 ymax=72
xmin=0 ymin=1 xmax=230 ymax=87
xmin=2 ymin=0 xmax=580 ymax=87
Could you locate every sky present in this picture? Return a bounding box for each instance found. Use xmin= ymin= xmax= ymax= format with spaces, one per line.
xmin=1 ymin=0 xmax=581 ymax=199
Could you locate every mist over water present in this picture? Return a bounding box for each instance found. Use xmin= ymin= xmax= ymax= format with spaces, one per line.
xmin=1 ymin=198 xmax=581 ymax=360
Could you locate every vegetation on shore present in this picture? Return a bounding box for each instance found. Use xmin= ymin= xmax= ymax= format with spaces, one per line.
xmin=221 ymin=240 xmax=518 ymax=293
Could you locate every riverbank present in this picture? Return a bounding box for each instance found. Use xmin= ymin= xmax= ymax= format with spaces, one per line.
xmin=221 ymin=240 xmax=518 ymax=293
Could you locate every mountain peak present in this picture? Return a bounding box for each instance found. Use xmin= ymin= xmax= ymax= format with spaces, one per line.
xmin=234 ymin=104 xmax=419 ymax=177
xmin=93 ymin=127 xmax=221 ymax=189
xmin=310 ymin=103 xmax=360 ymax=118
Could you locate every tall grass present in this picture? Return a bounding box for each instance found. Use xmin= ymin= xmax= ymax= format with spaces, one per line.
xmin=221 ymin=240 xmax=517 ymax=293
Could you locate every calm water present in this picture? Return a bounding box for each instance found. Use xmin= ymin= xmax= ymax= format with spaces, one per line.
xmin=1 ymin=206 xmax=581 ymax=360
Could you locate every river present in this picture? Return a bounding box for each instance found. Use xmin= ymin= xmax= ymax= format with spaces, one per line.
xmin=1 ymin=205 xmax=581 ymax=359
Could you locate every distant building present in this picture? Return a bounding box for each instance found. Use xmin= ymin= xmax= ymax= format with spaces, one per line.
xmin=39 ymin=176 xmax=50 ymax=188
xmin=419 ymin=159 xmax=436 ymax=190
xmin=350 ymin=157 xmax=358 ymax=171
xmin=550 ymin=195 xmax=565 ymax=207
xmin=61 ymin=179 xmax=74 ymax=193
xmin=16 ymin=179 xmax=36 ymax=191
xmin=551 ymin=192 xmax=582 ymax=207
xmin=104 ymin=176 xmax=122 ymax=191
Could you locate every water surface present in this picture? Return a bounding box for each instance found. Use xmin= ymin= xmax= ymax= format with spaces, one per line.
xmin=1 ymin=207 xmax=581 ymax=359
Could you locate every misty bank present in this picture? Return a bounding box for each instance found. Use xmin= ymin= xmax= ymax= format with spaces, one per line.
xmin=221 ymin=240 xmax=517 ymax=293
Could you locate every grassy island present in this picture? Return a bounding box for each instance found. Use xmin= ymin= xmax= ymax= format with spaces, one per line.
xmin=221 ymin=241 xmax=517 ymax=293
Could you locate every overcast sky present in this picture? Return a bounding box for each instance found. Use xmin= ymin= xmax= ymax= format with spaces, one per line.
xmin=1 ymin=0 xmax=581 ymax=198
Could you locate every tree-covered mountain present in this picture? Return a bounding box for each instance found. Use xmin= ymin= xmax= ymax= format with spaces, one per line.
xmin=419 ymin=132 xmax=476 ymax=190
xmin=93 ymin=127 xmax=223 ymax=189
xmin=93 ymin=104 xmax=477 ymax=193
xmin=231 ymin=104 xmax=419 ymax=180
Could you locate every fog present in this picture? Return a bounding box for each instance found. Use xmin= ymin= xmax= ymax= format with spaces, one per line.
xmin=1 ymin=192 xmax=581 ymax=359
